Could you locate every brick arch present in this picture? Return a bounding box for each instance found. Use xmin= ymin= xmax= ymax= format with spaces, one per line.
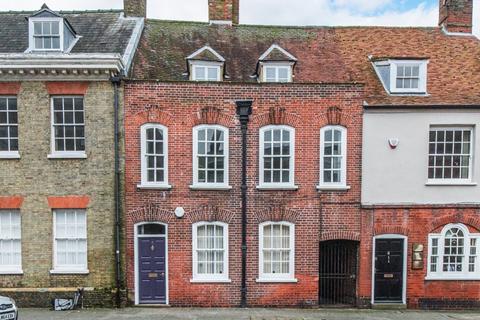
xmin=320 ymin=231 xmax=360 ymax=242
xmin=314 ymin=106 xmax=353 ymax=128
xmin=187 ymin=205 xmax=236 ymax=224
xmin=128 ymin=106 xmax=174 ymax=127
xmin=188 ymin=106 xmax=236 ymax=127
xmin=253 ymin=206 xmax=300 ymax=224
xmin=127 ymin=203 xmax=175 ymax=225
xmin=429 ymin=215 xmax=480 ymax=233
xmin=251 ymin=106 xmax=300 ymax=128
xmin=374 ymin=225 xmax=408 ymax=236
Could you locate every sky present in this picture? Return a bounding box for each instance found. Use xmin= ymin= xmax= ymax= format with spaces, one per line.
xmin=2 ymin=0 xmax=480 ymax=36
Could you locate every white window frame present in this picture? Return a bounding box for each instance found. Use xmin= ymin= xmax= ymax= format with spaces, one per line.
xmin=51 ymin=209 xmax=89 ymax=274
xmin=389 ymin=60 xmax=428 ymax=94
xmin=0 ymin=210 xmax=22 ymax=274
xmin=191 ymin=124 xmax=230 ymax=190
xmin=190 ymin=61 xmax=222 ymax=82
xmin=257 ymin=221 xmax=296 ymax=282
xmin=0 ymin=96 xmax=20 ymax=159
xmin=48 ymin=96 xmax=86 ymax=159
xmin=138 ymin=123 xmax=170 ymax=189
xmin=318 ymin=126 xmax=348 ymax=190
xmin=191 ymin=221 xmax=230 ymax=283
xmin=426 ymin=223 xmax=480 ymax=280
xmin=258 ymin=125 xmax=297 ymax=190
xmin=426 ymin=126 xmax=474 ymax=185
xmin=260 ymin=62 xmax=293 ymax=83
xmin=28 ymin=17 xmax=64 ymax=52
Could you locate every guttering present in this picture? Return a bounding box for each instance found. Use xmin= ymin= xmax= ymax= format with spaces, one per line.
xmin=110 ymin=74 xmax=123 ymax=307
xmin=236 ymin=100 xmax=253 ymax=308
xmin=363 ymin=104 xmax=480 ymax=110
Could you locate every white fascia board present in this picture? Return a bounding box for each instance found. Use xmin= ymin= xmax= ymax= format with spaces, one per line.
xmin=259 ymin=44 xmax=297 ymax=61
xmin=121 ymin=15 xmax=145 ymax=74
xmin=187 ymin=45 xmax=226 ymax=62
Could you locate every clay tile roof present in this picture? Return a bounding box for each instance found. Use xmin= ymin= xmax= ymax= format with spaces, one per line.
xmin=131 ymin=20 xmax=352 ymax=83
xmin=131 ymin=20 xmax=480 ymax=107
xmin=335 ymin=27 xmax=480 ymax=106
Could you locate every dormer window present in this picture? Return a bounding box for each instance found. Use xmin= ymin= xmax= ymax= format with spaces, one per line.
xmin=191 ymin=62 xmax=222 ymax=82
xmin=32 ymin=20 xmax=61 ymax=50
xmin=262 ymin=63 xmax=292 ymax=83
xmin=187 ymin=46 xmax=225 ymax=82
xmin=27 ymin=5 xmax=78 ymax=53
xmin=373 ymin=59 xmax=428 ymax=95
xmin=258 ymin=44 xmax=297 ymax=83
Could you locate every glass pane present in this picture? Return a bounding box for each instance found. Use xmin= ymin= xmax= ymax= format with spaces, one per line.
xmin=139 ymin=224 xmax=165 ymax=235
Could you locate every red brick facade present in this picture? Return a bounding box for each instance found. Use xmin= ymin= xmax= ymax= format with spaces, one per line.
xmin=360 ymin=207 xmax=480 ymax=309
xmin=124 ymin=82 xmax=363 ymax=306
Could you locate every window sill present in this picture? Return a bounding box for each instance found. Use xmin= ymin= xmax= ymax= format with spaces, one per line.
xmin=256 ymin=278 xmax=298 ymax=283
xmin=189 ymin=185 xmax=232 ymax=191
xmin=0 ymin=269 xmax=23 ymax=275
xmin=256 ymin=185 xmax=298 ymax=191
xmin=316 ymin=185 xmax=351 ymax=191
xmin=137 ymin=184 xmax=172 ymax=190
xmin=190 ymin=278 xmax=232 ymax=283
xmin=48 ymin=152 xmax=87 ymax=159
xmin=425 ymin=181 xmax=477 ymax=186
xmin=0 ymin=152 xmax=20 ymax=159
xmin=425 ymin=275 xmax=480 ymax=281
xmin=50 ymin=269 xmax=89 ymax=275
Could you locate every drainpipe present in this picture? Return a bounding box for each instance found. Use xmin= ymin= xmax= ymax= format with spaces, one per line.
xmin=236 ymin=100 xmax=253 ymax=308
xmin=110 ymin=74 xmax=123 ymax=307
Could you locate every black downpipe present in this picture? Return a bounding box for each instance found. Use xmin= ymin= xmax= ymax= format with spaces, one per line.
xmin=111 ymin=75 xmax=123 ymax=307
xmin=236 ymin=100 xmax=253 ymax=308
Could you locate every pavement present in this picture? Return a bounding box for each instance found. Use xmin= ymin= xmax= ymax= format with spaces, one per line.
xmin=18 ymin=308 xmax=480 ymax=320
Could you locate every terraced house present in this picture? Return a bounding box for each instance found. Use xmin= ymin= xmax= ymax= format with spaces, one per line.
xmin=124 ymin=0 xmax=480 ymax=309
xmin=0 ymin=4 xmax=143 ymax=306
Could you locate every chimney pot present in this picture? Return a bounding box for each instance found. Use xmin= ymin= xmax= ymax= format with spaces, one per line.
xmin=208 ymin=0 xmax=239 ymax=25
xmin=439 ymin=0 xmax=473 ymax=33
xmin=124 ymin=0 xmax=147 ymax=18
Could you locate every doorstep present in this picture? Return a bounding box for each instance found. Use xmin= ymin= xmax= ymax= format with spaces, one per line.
xmin=372 ymin=303 xmax=407 ymax=310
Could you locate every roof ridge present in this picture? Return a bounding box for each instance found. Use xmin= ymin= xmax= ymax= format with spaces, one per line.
xmin=0 ymin=9 xmax=123 ymax=15
xmin=145 ymin=18 xmax=440 ymax=30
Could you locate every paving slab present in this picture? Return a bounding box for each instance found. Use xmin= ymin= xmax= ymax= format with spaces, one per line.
xmin=18 ymin=308 xmax=480 ymax=320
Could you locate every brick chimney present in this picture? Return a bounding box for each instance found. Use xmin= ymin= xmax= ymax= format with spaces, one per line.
xmin=208 ymin=0 xmax=239 ymax=25
xmin=124 ymin=0 xmax=147 ymax=18
xmin=439 ymin=0 xmax=473 ymax=33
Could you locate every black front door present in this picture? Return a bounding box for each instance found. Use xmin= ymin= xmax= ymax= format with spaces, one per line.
xmin=319 ymin=240 xmax=358 ymax=305
xmin=138 ymin=237 xmax=166 ymax=304
xmin=374 ymin=238 xmax=404 ymax=302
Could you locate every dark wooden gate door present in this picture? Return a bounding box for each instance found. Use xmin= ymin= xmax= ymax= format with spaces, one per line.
xmin=139 ymin=237 xmax=166 ymax=304
xmin=374 ymin=238 xmax=404 ymax=302
xmin=319 ymin=240 xmax=358 ymax=305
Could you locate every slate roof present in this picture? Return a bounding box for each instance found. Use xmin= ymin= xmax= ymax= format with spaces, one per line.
xmin=0 ymin=10 xmax=138 ymax=56
xmin=131 ymin=20 xmax=480 ymax=106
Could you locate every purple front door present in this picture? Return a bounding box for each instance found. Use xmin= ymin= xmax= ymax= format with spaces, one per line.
xmin=138 ymin=237 xmax=166 ymax=304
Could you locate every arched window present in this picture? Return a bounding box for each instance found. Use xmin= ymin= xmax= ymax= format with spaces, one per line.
xmin=427 ymin=223 xmax=480 ymax=280
xmin=192 ymin=125 xmax=229 ymax=189
xmin=192 ymin=222 xmax=229 ymax=282
xmin=319 ymin=126 xmax=347 ymax=189
xmin=259 ymin=125 xmax=296 ymax=189
xmin=258 ymin=221 xmax=296 ymax=282
xmin=139 ymin=124 xmax=169 ymax=188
